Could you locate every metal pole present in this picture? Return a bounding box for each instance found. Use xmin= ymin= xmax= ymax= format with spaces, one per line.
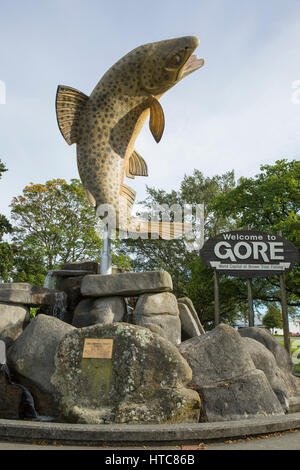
xmin=247 ymin=278 xmax=255 ymax=327
xmin=214 ymin=270 xmax=220 ymax=327
xmin=100 ymin=223 xmax=112 ymax=275
xmin=279 ymin=272 xmax=290 ymax=354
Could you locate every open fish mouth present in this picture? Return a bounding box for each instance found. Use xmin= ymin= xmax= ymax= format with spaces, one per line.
xmin=181 ymin=54 xmax=205 ymax=78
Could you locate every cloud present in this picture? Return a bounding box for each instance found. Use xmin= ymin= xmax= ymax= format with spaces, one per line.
xmin=1 ymin=0 xmax=300 ymax=218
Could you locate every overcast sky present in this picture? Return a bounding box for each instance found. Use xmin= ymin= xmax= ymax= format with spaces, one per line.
xmin=0 ymin=0 xmax=300 ymax=217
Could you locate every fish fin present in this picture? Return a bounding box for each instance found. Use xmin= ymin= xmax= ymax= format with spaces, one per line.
xmin=126 ymin=150 xmax=148 ymax=179
xmin=56 ymin=85 xmax=88 ymax=145
xmin=120 ymin=183 xmax=136 ymax=209
xmin=125 ymin=219 xmax=192 ymax=240
xmin=84 ymin=188 xmax=96 ymax=207
xmin=147 ymin=96 xmax=165 ymax=143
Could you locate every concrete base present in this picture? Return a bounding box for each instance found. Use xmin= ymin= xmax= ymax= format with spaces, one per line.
xmin=0 ymin=414 xmax=300 ymax=446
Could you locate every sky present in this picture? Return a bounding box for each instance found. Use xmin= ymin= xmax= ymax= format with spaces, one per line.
xmin=0 ymin=0 xmax=300 ymax=218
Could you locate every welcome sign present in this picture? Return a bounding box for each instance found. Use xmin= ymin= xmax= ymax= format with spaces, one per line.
xmin=200 ymin=230 xmax=299 ymax=278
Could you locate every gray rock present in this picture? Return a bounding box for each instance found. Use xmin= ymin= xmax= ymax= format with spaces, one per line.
xmin=142 ymin=323 xmax=168 ymax=340
xmin=0 ymin=303 xmax=30 ymax=347
xmin=55 ymin=276 xmax=84 ymax=322
xmin=0 ymin=368 xmax=23 ymax=419
xmin=134 ymin=292 xmax=179 ymax=317
xmin=289 ymin=396 xmax=300 ymax=413
xmin=179 ymin=324 xmax=284 ymax=421
xmin=180 ymin=324 xmax=255 ymax=385
xmin=7 ymin=314 xmax=75 ymax=417
xmin=133 ymin=293 xmax=181 ymax=345
xmin=48 ymin=270 xmax=92 ymax=277
xmin=242 ymin=337 xmax=290 ymax=411
xmin=111 ymin=267 xmax=131 ymax=274
xmin=0 ymin=340 xmax=5 ymax=364
xmin=72 ymin=296 xmax=126 ymax=328
xmin=178 ymin=302 xmax=201 ymax=339
xmin=238 ymin=327 xmax=293 ymax=372
xmin=199 ymin=369 xmax=284 ymax=422
xmin=51 ymin=323 xmax=200 ymax=424
xmin=133 ymin=314 xmax=181 ymax=346
xmin=0 ymin=283 xmax=66 ymax=307
xmin=239 ymin=328 xmax=300 ymax=402
xmin=81 ymin=271 xmax=173 ymax=297
xmin=61 ymin=261 xmax=99 ymax=273
xmin=178 ymin=298 xmax=205 ymax=334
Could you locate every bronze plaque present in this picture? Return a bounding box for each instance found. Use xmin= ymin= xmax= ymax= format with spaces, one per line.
xmin=82 ymin=339 xmax=113 ymax=359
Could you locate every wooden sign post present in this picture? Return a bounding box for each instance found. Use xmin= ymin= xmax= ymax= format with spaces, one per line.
xmin=214 ymin=270 xmax=220 ymax=327
xmin=279 ymin=272 xmax=290 ymax=354
xmin=247 ymin=278 xmax=255 ymax=327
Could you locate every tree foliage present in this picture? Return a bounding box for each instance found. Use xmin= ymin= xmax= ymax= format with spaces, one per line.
xmin=0 ymin=160 xmax=14 ymax=282
xmin=119 ymin=170 xmax=247 ymax=328
xmin=262 ymin=304 xmax=283 ymax=331
xmin=9 ymin=179 xmax=130 ymax=285
xmin=213 ymin=159 xmax=300 ymax=307
xmin=119 ymin=160 xmax=299 ymax=328
xmin=2 ymin=159 xmax=298 ymax=327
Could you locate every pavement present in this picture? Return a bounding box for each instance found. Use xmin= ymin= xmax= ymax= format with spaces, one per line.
xmin=0 ymin=429 xmax=299 ymax=450
xmin=0 ymin=414 xmax=299 ymax=451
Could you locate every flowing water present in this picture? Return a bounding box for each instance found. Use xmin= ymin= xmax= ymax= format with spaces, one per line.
xmin=43 ymin=270 xmax=57 ymax=290
xmin=43 ymin=271 xmax=67 ymax=321
xmin=51 ymin=292 xmax=67 ymax=322
xmin=1 ymin=358 xmax=54 ymax=422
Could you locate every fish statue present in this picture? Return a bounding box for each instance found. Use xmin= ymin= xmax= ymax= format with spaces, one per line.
xmin=56 ymin=36 xmax=204 ymax=239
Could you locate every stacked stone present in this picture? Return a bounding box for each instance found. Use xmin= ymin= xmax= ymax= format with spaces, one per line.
xmin=1 ymin=266 xmax=299 ymax=425
xmin=0 ymin=283 xmax=68 ymax=347
xmin=75 ymin=270 xmax=205 ymax=345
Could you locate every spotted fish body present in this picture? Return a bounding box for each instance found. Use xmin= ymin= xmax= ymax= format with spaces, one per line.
xmin=56 ymin=36 xmax=204 ymax=234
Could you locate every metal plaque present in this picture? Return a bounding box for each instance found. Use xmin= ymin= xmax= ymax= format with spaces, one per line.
xmin=82 ymin=338 xmax=113 ymax=359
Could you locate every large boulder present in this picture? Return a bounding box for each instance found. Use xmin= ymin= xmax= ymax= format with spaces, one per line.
xmin=61 ymin=261 xmax=99 ymax=273
xmin=0 ymin=340 xmax=5 ymax=364
xmin=239 ymin=327 xmax=300 ymax=402
xmin=242 ymin=337 xmax=290 ymax=411
xmin=51 ymin=323 xmax=201 ymax=424
xmin=81 ymin=271 xmax=173 ymax=297
xmin=178 ymin=302 xmax=201 ymax=339
xmin=133 ymin=293 xmax=181 ymax=345
xmin=0 ymin=303 xmax=30 ymax=347
xmin=72 ymin=297 xmax=126 ymax=328
xmin=178 ymin=298 xmax=205 ymax=335
xmin=7 ymin=314 xmax=75 ymax=417
xmin=238 ymin=327 xmax=293 ymax=371
xmin=0 ymin=283 xmax=65 ymax=307
xmin=53 ymin=276 xmax=84 ymax=324
xmin=179 ymin=324 xmax=284 ymax=422
xmin=0 ymin=366 xmax=23 ymax=419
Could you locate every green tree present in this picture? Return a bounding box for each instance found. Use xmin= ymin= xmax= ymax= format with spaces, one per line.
xmin=10 ymin=179 xmax=130 ymax=285
xmin=0 ymin=160 xmax=14 ymax=282
xmin=119 ymin=170 xmax=246 ymax=328
xmin=213 ymin=159 xmax=300 ymax=307
xmin=262 ymin=304 xmax=283 ymax=331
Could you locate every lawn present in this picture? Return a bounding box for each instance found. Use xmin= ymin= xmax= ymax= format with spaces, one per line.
xmin=278 ymin=339 xmax=300 ymax=374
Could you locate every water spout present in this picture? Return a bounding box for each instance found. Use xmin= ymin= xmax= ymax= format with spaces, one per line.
xmin=0 ymin=340 xmax=53 ymax=422
xmin=43 ymin=271 xmax=67 ymax=321
xmin=43 ymin=270 xmax=57 ymax=290
xmin=52 ymin=292 xmax=67 ymax=322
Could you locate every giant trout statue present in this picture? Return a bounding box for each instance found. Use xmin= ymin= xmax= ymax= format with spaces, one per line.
xmin=56 ymin=36 xmax=204 ymax=239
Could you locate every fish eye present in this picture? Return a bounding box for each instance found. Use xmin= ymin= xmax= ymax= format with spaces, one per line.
xmin=171 ymin=54 xmax=182 ymax=65
xmin=164 ymin=52 xmax=185 ymax=71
